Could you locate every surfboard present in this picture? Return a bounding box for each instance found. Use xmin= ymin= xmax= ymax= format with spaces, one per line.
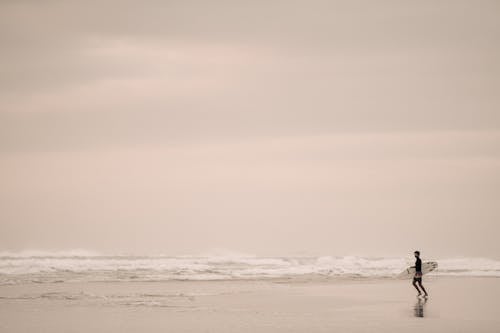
xmin=398 ymin=261 xmax=438 ymax=279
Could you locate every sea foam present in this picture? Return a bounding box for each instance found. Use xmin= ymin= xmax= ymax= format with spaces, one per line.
xmin=1 ymin=252 xmax=499 ymax=284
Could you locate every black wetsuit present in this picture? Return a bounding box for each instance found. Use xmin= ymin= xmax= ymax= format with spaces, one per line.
xmin=413 ymin=258 xmax=422 ymax=282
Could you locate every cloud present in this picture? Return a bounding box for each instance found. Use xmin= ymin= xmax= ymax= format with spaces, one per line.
xmin=0 ymin=0 xmax=499 ymax=151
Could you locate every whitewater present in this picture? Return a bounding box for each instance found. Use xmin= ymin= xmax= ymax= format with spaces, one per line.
xmin=1 ymin=251 xmax=499 ymax=285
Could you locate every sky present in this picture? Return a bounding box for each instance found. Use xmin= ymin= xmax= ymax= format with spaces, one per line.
xmin=1 ymin=0 xmax=499 ymax=258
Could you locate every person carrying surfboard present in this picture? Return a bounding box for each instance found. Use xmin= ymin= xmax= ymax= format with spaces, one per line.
xmin=411 ymin=251 xmax=428 ymax=297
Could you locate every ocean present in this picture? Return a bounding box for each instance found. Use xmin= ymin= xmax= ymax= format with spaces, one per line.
xmin=1 ymin=251 xmax=499 ymax=285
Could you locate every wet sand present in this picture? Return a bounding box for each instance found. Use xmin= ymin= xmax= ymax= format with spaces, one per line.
xmin=1 ymin=277 xmax=499 ymax=332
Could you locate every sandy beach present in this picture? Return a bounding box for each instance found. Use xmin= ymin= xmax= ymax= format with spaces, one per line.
xmin=1 ymin=277 xmax=499 ymax=332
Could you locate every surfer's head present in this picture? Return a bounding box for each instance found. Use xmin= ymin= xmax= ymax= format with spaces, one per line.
xmin=414 ymin=251 xmax=420 ymax=257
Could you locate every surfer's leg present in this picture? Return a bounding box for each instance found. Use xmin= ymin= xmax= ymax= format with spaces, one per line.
xmin=418 ymin=281 xmax=428 ymax=296
xmin=412 ymin=280 xmax=421 ymax=295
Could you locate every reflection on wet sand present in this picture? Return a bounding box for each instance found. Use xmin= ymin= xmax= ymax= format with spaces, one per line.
xmin=414 ymin=297 xmax=428 ymax=317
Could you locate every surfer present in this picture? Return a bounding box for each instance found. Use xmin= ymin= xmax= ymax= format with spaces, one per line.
xmin=411 ymin=251 xmax=428 ymax=297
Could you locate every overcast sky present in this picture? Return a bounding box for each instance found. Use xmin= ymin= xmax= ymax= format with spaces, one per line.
xmin=1 ymin=0 xmax=499 ymax=258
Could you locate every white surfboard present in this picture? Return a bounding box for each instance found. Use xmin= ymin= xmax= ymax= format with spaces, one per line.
xmin=398 ymin=261 xmax=438 ymax=279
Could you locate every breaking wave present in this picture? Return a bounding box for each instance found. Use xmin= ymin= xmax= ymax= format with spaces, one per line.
xmin=1 ymin=251 xmax=499 ymax=284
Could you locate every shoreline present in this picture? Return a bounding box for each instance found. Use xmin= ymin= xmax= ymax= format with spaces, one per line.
xmin=1 ymin=276 xmax=499 ymax=332
xmin=2 ymin=273 xmax=499 ymax=287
